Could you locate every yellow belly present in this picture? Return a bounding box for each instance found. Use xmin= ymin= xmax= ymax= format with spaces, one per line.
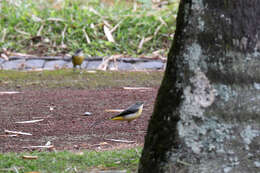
xmin=72 ymin=56 xmax=84 ymax=66
xmin=111 ymin=113 xmax=138 ymax=121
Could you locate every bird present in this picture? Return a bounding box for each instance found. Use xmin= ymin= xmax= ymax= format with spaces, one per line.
xmin=72 ymin=49 xmax=85 ymax=71
xmin=110 ymin=101 xmax=144 ymax=123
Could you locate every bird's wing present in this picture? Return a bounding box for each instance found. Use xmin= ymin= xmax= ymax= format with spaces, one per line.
xmin=111 ymin=105 xmax=139 ymax=118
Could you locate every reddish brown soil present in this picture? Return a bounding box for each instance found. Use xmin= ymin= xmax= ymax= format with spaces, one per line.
xmin=0 ymin=88 xmax=158 ymax=152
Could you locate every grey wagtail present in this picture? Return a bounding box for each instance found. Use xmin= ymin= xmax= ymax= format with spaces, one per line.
xmin=72 ymin=49 xmax=85 ymax=71
xmin=110 ymin=101 xmax=144 ymax=123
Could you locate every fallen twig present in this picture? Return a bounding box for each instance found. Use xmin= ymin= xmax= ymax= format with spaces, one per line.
xmin=105 ymin=138 xmax=135 ymax=143
xmin=22 ymin=145 xmax=54 ymax=149
xmin=0 ymin=91 xmax=20 ymax=95
xmin=5 ymin=130 xmax=32 ymax=136
xmin=123 ymin=87 xmax=152 ymax=90
xmin=159 ymin=16 xmax=167 ymax=26
xmin=110 ymin=20 xmax=123 ymax=33
xmin=105 ymin=109 xmax=124 ymax=112
xmin=0 ymin=134 xmax=18 ymax=137
xmin=103 ymin=20 xmax=112 ymax=28
xmin=138 ymin=36 xmax=153 ymax=50
xmin=15 ymin=119 xmax=44 ymax=124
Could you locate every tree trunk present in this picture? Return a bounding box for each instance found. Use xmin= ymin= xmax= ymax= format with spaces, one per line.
xmin=139 ymin=0 xmax=260 ymax=172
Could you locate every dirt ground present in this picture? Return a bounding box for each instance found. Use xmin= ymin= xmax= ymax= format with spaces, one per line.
xmin=0 ymin=87 xmax=158 ymax=152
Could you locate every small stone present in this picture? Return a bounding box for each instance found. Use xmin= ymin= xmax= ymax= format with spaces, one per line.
xmin=83 ymin=112 xmax=92 ymax=116
xmin=253 ymin=83 xmax=260 ymax=90
xmin=223 ymin=166 xmax=232 ymax=173
xmin=254 ymin=161 xmax=260 ymax=168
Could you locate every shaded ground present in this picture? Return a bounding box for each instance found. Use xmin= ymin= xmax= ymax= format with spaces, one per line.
xmin=0 ymin=87 xmax=158 ymax=152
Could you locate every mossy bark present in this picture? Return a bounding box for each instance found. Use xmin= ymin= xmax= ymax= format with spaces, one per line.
xmin=139 ymin=0 xmax=260 ymax=173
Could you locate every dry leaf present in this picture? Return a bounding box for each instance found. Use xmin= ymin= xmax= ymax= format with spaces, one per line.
xmin=22 ymin=155 xmax=38 ymax=160
xmin=138 ymin=37 xmax=145 ymax=50
xmin=88 ymin=7 xmax=101 ymax=16
xmin=1 ymin=53 xmax=9 ymax=60
xmin=104 ymin=25 xmax=115 ymax=42
xmin=82 ymin=28 xmax=91 ymax=44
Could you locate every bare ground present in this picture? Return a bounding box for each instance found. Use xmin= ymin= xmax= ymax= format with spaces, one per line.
xmin=0 ymin=87 xmax=158 ymax=153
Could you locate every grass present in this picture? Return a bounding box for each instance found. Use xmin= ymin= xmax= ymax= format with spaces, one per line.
xmin=0 ymin=69 xmax=164 ymax=89
xmin=0 ymin=147 xmax=142 ymax=172
xmin=0 ymin=0 xmax=179 ymax=57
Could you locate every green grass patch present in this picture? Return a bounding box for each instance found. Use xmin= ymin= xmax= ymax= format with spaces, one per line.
xmin=0 ymin=0 xmax=179 ymax=56
xmin=0 ymin=147 xmax=142 ymax=172
xmin=0 ymin=69 xmax=164 ymax=89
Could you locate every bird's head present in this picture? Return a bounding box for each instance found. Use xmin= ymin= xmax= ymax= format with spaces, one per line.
xmin=136 ymin=101 xmax=145 ymax=106
xmin=74 ymin=49 xmax=84 ymax=56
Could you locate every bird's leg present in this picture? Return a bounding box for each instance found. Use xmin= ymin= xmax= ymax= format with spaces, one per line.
xmin=79 ymin=65 xmax=83 ymax=74
xmin=86 ymin=61 xmax=89 ymax=69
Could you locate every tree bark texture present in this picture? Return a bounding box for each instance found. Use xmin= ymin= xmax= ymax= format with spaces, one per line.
xmin=139 ymin=0 xmax=260 ymax=172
